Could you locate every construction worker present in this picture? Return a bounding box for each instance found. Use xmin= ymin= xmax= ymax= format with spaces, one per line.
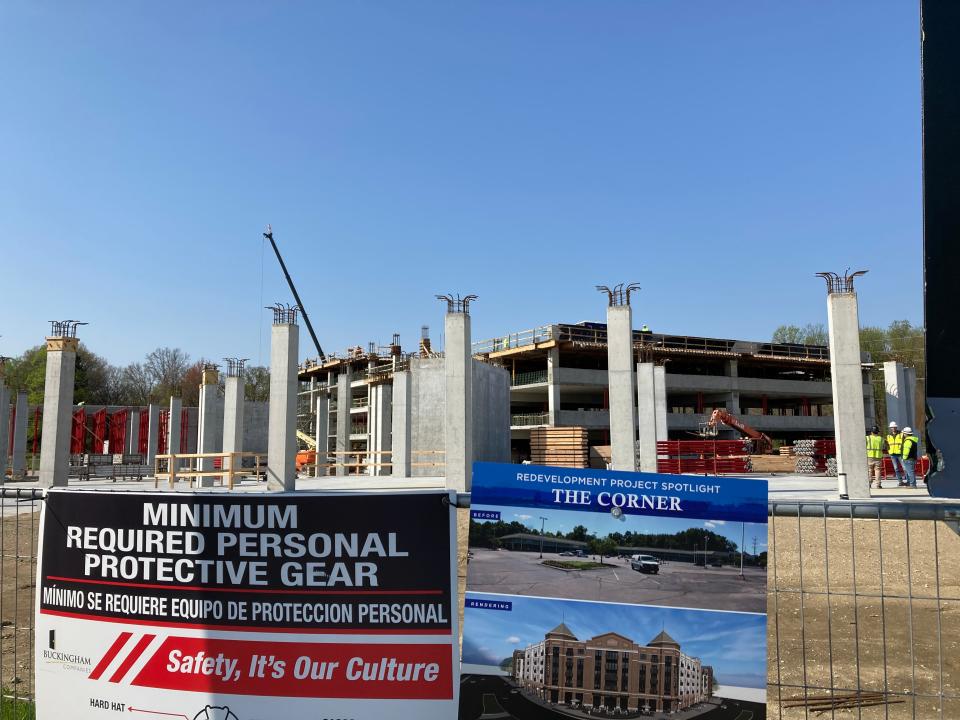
xmin=884 ymin=421 xmax=905 ymax=485
xmin=900 ymin=426 xmax=920 ymax=488
xmin=866 ymin=426 xmax=884 ymax=489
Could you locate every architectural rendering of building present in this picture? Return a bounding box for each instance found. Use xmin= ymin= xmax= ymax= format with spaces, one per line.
xmin=510 ymin=622 xmax=713 ymax=713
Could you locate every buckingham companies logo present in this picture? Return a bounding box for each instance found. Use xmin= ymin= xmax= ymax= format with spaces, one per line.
xmin=42 ymin=630 xmax=92 ymax=670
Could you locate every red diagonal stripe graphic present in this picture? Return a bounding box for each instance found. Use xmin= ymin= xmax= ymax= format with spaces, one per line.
xmin=109 ymin=634 xmax=156 ymax=684
xmin=89 ymin=632 xmax=133 ymax=680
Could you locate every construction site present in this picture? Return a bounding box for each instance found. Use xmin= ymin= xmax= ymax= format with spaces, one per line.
xmin=0 ymin=262 xmax=952 ymax=719
xmin=2 ymin=3 xmax=959 ymax=719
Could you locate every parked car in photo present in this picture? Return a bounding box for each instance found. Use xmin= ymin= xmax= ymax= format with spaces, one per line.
xmin=630 ymin=555 xmax=660 ymax=574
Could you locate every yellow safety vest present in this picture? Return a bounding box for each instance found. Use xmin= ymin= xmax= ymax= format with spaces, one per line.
xmin=886 ymin=433 xmax=903 ymax=454
xmin=902 ymin=435 xmax=920 ymax=460
xmin=866 ymin=435 xmax=883 ymax=459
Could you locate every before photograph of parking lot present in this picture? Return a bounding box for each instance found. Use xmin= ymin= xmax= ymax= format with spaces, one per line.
xmin=467 ymin=505 xmax=767 ymax=613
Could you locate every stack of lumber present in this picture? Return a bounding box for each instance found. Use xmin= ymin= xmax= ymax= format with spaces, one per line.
xmin=530 ymin=427 xmax=589 ymax=468
xmin=589 ymin=445 xmax=612 ymax=469
xmin=749 ymin=454 xmax=797 ymax=473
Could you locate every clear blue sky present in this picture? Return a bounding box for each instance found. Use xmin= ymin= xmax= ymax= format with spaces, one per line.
xmin=1 ymin=2 xmax=922 ymax=367
xmin=476 ymin=504 xmax=767 ymax=553
xmin=463 ymin=593 xmax=767 ymax=688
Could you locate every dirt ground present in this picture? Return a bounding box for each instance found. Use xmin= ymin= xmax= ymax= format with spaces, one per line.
xmin=6 ymin=508 xmax=959 ymax=717
xmin=0 ymin=512 xmax=39 ymax=699
xmin=768 ymin=515 xmax=960 ymax=719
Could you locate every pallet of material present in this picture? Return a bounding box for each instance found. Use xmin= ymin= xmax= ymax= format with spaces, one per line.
xmin=589 ymin=445 xmax=612 ymax=469
xmin=749 ymin=454 xmax=797 ymax=473
xmin=530 ymin=427 xmax=589 ymax=468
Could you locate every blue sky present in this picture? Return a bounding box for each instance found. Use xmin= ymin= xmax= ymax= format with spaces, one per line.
xmin=463 ymin=593 xmax=767 ymax=689
xmin=476 ymin=503 xmax=767 ymax=553
xmin=1 ymin=2 xmax=921 ymax=366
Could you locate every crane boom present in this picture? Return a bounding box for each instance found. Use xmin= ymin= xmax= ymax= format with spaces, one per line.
xmin=263 ymin=225 xmax=325 ymax=361
xmin=706 ymin=409 xmax=774 ymax=454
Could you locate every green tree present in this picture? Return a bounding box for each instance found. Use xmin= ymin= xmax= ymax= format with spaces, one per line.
xmin=3 ymin=343 xmax=117 ymax=405
xmin=772 ymin=325 xmax=802 ymax=344
xmin=800 ymin=323 xmax=828 ymax=345
xmin=772 ymin=323 xmax=827 ymax=345
xmin=587 ymin=537 xmax=617 ymax=564
xmin=569 ymin=525 xmax=590 ymax=542
xmin=144 ymin=347 xmax=191 ymax=400
xmin=245 ymin=366 xmax=271 ymax=402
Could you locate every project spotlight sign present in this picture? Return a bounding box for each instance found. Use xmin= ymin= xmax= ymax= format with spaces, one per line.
xmin=35 ymin=489 xmax=459 ymax=720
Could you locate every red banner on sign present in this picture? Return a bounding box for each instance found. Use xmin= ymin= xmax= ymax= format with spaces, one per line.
xmin=131 ymin=636 xmax=452 ymax=700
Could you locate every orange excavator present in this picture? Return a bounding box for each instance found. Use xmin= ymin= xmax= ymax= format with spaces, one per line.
xmin=702 ymin=409 xmax=774 ymax=454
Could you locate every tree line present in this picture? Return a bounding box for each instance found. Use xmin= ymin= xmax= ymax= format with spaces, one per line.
xmin=468 ymin=518 xmax=739 ymax=553
xmin=2 ymin=345 xmax=271 ymax=407
xmin=772 ymin=319 xmax=925 ymax=429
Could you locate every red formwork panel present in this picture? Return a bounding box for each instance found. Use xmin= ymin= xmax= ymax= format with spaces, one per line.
xmin=91 ymin=409 xmax=107 ymax=453
xmin=70 ymin=409 xmax=86 ymax=454
xmin=110 ymin=409 xmax=128 ymax=454
xmin=138 ymin=409 xmax=149 ymax=454
xmin=158 ymin=411 xmax=169 ymax=455
xmin=31 ymin=406 xmax=41 ymax=455
xmin=882 ymin=456 xmax=930 ymax=480
xmin=180 ymin=408 xmax=189 ymax=453
xmin=656 ymin=440 xmax=752 ymax=475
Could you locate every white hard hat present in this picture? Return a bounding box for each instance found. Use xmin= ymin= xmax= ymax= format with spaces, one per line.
xmin=889 ymin=421 xmax=899 ymax=428
xmin=903 ymin=426 xmax=913 ymax=434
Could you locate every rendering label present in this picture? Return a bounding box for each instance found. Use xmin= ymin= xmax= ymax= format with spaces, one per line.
xmin=36 ymin=489 xmax=459 ymax=720
xmin=460 ymin=462 xmax=768 ymax=719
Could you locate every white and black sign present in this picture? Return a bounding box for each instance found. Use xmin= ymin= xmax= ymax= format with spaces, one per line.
xmin=36 ymin=489 xmax=459 ymax=720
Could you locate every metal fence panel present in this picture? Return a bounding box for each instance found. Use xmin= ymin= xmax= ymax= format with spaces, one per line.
xmin=0 ymin=486 xmax=42 ymax=714
xmin=769 ymin=500 xmax=960 ymax=719
xmin=3 ymin=489 xmax=959 ymax=717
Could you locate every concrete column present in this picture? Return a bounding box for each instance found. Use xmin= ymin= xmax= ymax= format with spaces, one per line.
xmin=653 ymin=365 xmax=668 ymax=442
xmin=146 ymin=404 xmax=160 ymax=468
xmin=444 ymin=311 xmax=473 ymax=492
xmin=223 ymin=375 xmax=245 ymax=455
xmin=168 ymin=397 xmax=182 ymax=457
xmin=128 ymin=410 xmax=140 ymax=455
xmin=11 ymin=392 xmax=27 ymax=479
xmin=607 ymin=305 xmax=637 ymax=472
xmin=725 ymin=391 xmax=741 ymax=415
xmin=636 ymin=363 xmax=658 ymax=472
xmin=39 ymin=336 xmax=79 ymax=488
xmin=267 ymin=322 xmax=299 ymax=491
xmin=335 ymin=370 xmax=351 ymax=476
xmin=369 ymin=383 xmax=393 ymax=476
xmin=313 ymin=390 xmax=328 ymax=477
xmin=827 ymin=292 xmax=870 ymax=498
xmin=547 ymin=346 xmax=561 ymax=426
xmin=0 ymin=380 xmax=10 ymax=484
xmin=883 ymin=361 xmax=916 ymax=429
xmin=197 ymin=367 xmax=220 ymax=486
xmin=904 ymin=366 xmax=917 ymax=430
xmin=391 ymin=371 xmax=411 ymax=478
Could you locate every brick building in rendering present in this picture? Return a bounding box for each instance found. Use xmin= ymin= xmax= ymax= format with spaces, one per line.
xmin=511 ymin=623 xmax=713 ymax=713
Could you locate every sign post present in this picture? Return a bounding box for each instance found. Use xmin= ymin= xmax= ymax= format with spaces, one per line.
xmin=35 ymin=489 xmax=459 ymax=720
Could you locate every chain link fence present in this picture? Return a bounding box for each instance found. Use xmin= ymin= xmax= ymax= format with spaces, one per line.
xmin=0 ymin=487 xmax=41 ymax=717
xmin=3 ymin=488 xmax=959 ymax=718
xmin=769 ymin=500 xmax=960 ymax=719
